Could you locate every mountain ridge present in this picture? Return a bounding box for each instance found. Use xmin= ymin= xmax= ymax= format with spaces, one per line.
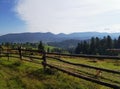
xmin=0 ymin=32 xmax=119 ymax=43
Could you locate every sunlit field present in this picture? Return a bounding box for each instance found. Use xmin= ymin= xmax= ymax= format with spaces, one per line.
xmin=0 ymin=55 xmax=119 ymax=89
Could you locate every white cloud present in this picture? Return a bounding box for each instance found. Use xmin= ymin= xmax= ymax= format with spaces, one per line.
xmin=16 ymin=0 xmax=120 ymax=34
xmin=109 ymin=24 xmax=120 ymax=33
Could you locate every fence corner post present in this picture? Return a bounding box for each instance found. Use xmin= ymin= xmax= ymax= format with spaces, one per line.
xmin=42 ymin=51 xmax=46 ymax=72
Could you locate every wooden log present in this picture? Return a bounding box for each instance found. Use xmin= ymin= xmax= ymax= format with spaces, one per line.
xmin=45 ymin=63 xmax=120 ymax=89
xmin=47 ymin=56 xmax=120 ymax=74
xmin=18 ymin=47 xmax=22 ymax=60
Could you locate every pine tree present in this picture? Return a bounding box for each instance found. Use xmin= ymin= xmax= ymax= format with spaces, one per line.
xmin=95 ymin=37 xmax=100 ymax=54
xmin=89 ymin=37 xmax=96 ymax=54
xmin=113 ymin=39 xmax=117 ymax=48
xmin=38 ymin=41 xmax=44 ymax=52
xmin=83 ymin=41 xmax=89 ymax=54
xmin=117 ymin=36 xmax=120 ymax=49
xmin=75 ymin=43 xmax=81 ymax=54
xmin=106 ymin=35 xmax=113 ymax=49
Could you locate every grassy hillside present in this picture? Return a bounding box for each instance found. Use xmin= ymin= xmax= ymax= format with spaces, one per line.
xmin=0 ymin=57 xmax=115 ymax=89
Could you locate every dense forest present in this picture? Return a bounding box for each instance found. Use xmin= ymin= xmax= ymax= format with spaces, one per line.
xmin=75 ymin=35 xmax=120 ymax=56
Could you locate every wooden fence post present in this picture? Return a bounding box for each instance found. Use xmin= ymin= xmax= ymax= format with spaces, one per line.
xmin=29 ymin=52 xmax=33 ymax=61
xmin=42 ymin=51 xmax=46 ymax=72
xmin=7 ymin=52 xmax=9 ymax=61
xmin=0 ymin=46 xmax=2 ymax=58
xmin=18 ymin=46 xmax=22 ymax=60
xmin=7 ymin=48 xmax=9 ymax=61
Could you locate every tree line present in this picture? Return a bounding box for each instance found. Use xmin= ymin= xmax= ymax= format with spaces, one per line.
xmin=0 ymin=41 xmax=68 ymax=54
xmin=0 ymin=36 xmax=120 ymax=56
xmin=75 ymin=35 xmax=120 ymax=56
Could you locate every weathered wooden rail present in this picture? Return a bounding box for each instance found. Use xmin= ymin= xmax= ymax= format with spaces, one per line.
xmin=0 ymin=48 xmax=120 ymax=89
xmin=47 ymin=56 xmax=120 ymax=74
xmin=47 ymin=52 xmax=120 ymax=60
xmin=6 ymin=48 xmax=120 ymax=60
xmin=44 ymin=62 xmax=120 ymax=89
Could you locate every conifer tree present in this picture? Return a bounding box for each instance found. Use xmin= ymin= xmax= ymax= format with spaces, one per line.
xmin=38 ymin=41 xmax=44 ymax=52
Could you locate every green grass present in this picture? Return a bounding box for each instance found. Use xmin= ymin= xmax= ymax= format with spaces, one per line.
xmin=45 ymin=45 xmax=57 ymax=51
xmin=47 ymin=56 xmax=120 ymax=87
xmin=0 ymin=57 xmax=112 ymax=89
xmin=59 ymin=56 xmax=120 ymax=70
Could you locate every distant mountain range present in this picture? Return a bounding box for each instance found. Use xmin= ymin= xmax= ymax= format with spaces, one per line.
xmin=0 ymin=32 xmax=119 ymax=43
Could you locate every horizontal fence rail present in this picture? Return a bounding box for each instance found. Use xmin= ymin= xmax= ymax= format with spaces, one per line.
xmin=6 ymin=49 xmax=120 ymax=60
xmin=47 ymin=52 xmax=120 ymax=60
xmin=44 ymin=62 xmax=120 ymax=89
xmin=47 ymin=56 xmax=120 ymax=74
xmin=22 ymin=55 xmax=42 ymax=60
xmin=0 ymin=48 xmax=120 ymax=89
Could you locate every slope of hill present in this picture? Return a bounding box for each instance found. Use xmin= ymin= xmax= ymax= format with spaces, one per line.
xmin=48 ymin=39 xmax=81 ymax=49
xmin=0 ymin=32 xmax=119 ymax=43
xmin=0 ymin=32 xmax=61 ymax=43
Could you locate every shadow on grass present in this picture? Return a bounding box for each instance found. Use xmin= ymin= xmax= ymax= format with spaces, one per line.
xmin=26 ymin=68 xmax=58 ymax=80
xmin=0 ymin=60 xmax=22 ymax=71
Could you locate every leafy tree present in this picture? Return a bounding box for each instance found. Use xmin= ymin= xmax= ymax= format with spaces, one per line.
xmin=47 ymin=48 xmax=50 ymax=53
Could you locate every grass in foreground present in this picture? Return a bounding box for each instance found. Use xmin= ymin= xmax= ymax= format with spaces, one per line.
xmin=47 ymin=55 xmax=120 ymax=87
xmin=0 ymin=57 xmax=111 ymax=89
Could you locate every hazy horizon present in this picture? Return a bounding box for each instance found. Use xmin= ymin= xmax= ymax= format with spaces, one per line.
xmin=0 ymin=31 xmax=120 ymax=36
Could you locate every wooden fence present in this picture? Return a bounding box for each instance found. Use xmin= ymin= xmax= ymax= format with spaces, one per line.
xmin=0 ymin=48 xmax=120 ymax=89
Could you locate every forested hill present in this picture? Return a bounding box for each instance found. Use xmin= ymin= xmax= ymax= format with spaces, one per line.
xmin=48 ymin=39 xmax=82 ymax=49
xmin=0 ymin=32 xmax=119 ymax=43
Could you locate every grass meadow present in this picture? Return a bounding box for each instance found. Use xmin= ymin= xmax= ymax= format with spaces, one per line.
xmin=0 ymin=55 xmax=119 ymax=89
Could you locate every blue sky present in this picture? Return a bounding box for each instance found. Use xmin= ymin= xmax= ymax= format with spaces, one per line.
xmin=1 ymin=0 xmax=120 ymax=34
xmin=0 ymin=0 xmax=26 ymax=34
